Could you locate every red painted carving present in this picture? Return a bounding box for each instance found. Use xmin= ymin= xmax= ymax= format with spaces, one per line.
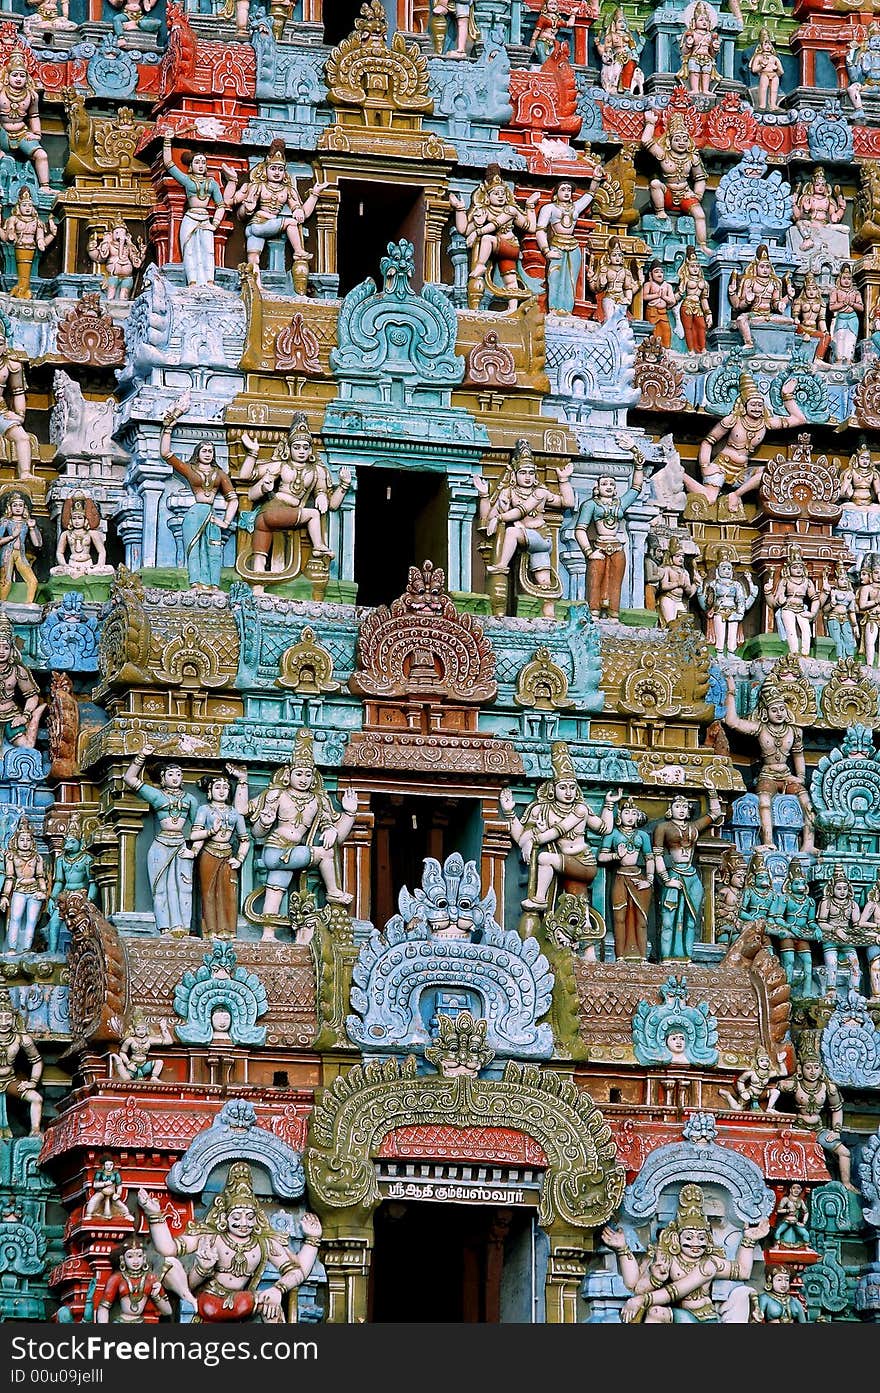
xmin=379 ymin=1125 xmax=548 ymax=1167
xmin=56 ymin=294 xmax=125 ymax=368
xmin=275 ymin=312 xmax=322 ymax=375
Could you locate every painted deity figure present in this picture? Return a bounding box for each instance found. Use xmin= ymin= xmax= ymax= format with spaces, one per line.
xmin=45 ymin=815 xmax=98 ymax=955
xmin=160 ymin=393 xmax=237 ymax=591
xmin=51 ymin=493 xmax=113 ymax=579
xmin=188 ymin=768 xmax=251 ymax=940
xmin=529 ymin=1 xmax=577 ymax=63
xmin=0 ymin=188 xmax=56 ymax=300
xmin=857 ymin=555 xmax=880 ymax=668
xmin=857 ymin=871 xmax=880 ymax=1000
xmin=829 ymin=264 xmax=863 ymax=366
xmin=0 ymin=818 xmax=46 ymax=956
xmin=536 ymin=178 xmax=601 ymax=317
xmin=696 ymin=556 xmax=758 ymax=657
xmin=720 ymin=1047 xmax=786 ymax=1112
xmin=475 ymin=440 xmax=574 ymax=613
xmin=0 ymin=312 xmax=30 ymax=479
xmin=0 ymin=489 xmax=41 ymax=603
xmin=107 ymin=0 xmax=161 ymax=37
xmin=499 ymin=743 xmax=616 ymax=913
xmin=752 ymin=1267 xmax=809 ymax=1323
xmin=723 ymin=677 xmax=815 ymax=852
xmin=767 ymin=859 xmax=817 ymax=994
xmin=773 ymin=1184 xmax=811 ymax=1248
xmin=675 ymin=245 xmax=712 ymax=352
xmin=95 ymin=1240 xmax=172 ymax=1325
xmin=605 ymin=1184 xmax=768 ymax=1323
xmin=237 ymin=414 xmax=349 ymax=594
xmin=573 ymin=454 xmax=645 ymax=620
xmin=0 ymin=613 xmax=44 ymax=748
xmin=729 ymin=245 xmax=794 ymax=352
xmin=0 ymin=988 xmax=42 ymax=1133
xmin=0 ymin=52 xmax=51 ymax=190
xmin=123 ymin=748 xmax=199 ymax=937
xmin=821 ymin=561 xmax=859 ymax=662
xmin=432 ymin=0 xmax=480 ymax=58
xmin=792 ymin=273 xmax=830 ymax=362
xmin=764 ymin=543 xmax=819 ymax=657
xmin=222 ymin=142 xmax=328 ymax=290
xmin=84 ymin=1158 xmax=133 ymax=1223
xmin=714 ymin=846 xmax=747 ymax=944
xmin=595 ymin=8 xmax=644 ymax=95
xmin=642 ymin=108 xmax=709 ymax=252
xmin=686 ymin=372 xmax=806 ymax=510
xmin=109 ymin=1011 xmax=172 ymax=1082
xmin=739 ymin=849 xmax=775 ymax=927
xmin=839 ymin=441 xmax=880 ymax=507
xmin=587 ymin=236 xmax=641 ymax=321
xmin=138 ymin=1164 xmax=322 ymax=1324
xmin=773 ymin=1034 xmax=856 ymax=1190
xmin=87 ymin=224 xmax=146 ymax=302
xmin=652 ymin=793 xmax=723 ymax=961
xmin=25 ymin=0 xmax=75 ymax=29
xmin=162 ymin=139 xmax=226 ymax=288
xmin=793 ymin=167 xmax=846 ymax=248
xmin=244 ymin=730 xmax=357 ymax=931
xmin=847 ymin=22 xmax=880 ymax=111
xmin=450 ymin=165 xmax=541 ymax=311
xmin=655 ymin=540 xmax=699 ymax=627
xmin=598 ymin=798 xmax=656 ymax=961
xmin=678 ymin=1 xmax=720 ymax=95
xmin=748 ymin=29 xmax=784 ymax=110
xmin=817 ymin=865 xmax=862 ymax=997
xmin=642 ymin=262 xmax=677 ymax=347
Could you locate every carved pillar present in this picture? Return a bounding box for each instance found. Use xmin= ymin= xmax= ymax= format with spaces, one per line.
xmin=447 ymin=470 xmax=477 ymax=594
xmin=544 ymin=1227 xmax=589 ymax=1324
xmin=336 ymin=469 xmax=357 ymax=590
xmin=424 ymin=193 xmax=450 ymax=287
xmin=480 ymin=796 xmax=509 ymax=914
xmin=625 ymin=500 xmax=655 ymax=612
xmin=316 ymin=1215 xmax=374 ymax=1324
xmin=340 ymin=789 xmax=374 ymax=924
xmin=313 ymin=184 xmax=341 ymax=286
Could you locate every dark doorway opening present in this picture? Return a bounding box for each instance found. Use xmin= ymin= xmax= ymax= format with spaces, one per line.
xmin=337 ymin=180 xmax=425 ymax=296
xmin=371 ymin=793 xmax=480 ymax=931
xmin=323 ymin=0 xmax=363 ymax=47
xmin=369 ymin=1201 xmax=534 ymax=1322
xmin=354 ymin=467 xmax=448 ymax=607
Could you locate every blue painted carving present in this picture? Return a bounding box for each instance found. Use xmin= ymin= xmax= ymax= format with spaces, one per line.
xmin=805 ymin=100 xmax=854 ymax=163
xmin=346 ymin=853 xmax=554 ymax=1059
xmin=858 ymin=1128 xmax=880 ymax=1227
xmin=821 ymin=990 xmax=880 ymax=1089
xmin=251 ymin=16 xmax=326 ymax=106
xmin=622 ymin=1113 xmax=775 ymax=1225
xmin=631 ymin=975 xmax=719 ymax=1067
xmin=812 ymin=726 xmax=880 ymax=839
xmin=574 ymin=74 xmax=607 ymax=141
xmin=767 ymin=362 xmax=830 ymax=426
xmin=36 ymin=593 xmax=100 ymax=672
xmin=9 ymin=986 xmax=69 ymax=1037
xmin=426 ymin=23 xmax=523 ymax=169
xmin=713 ymin=146 xmax=793 ymax=241
xmin=167 ymin=1099 xmax=305 ymax=1199
xmin=0 ymin=746 xmax=45 ymax=784
xmin=330 ymin=241 xmax=464 ymax=392
xmin=85 ymin=35 xmax=141 ymax=99
xmin=173 ymin=941 xmax=268 ymax=1047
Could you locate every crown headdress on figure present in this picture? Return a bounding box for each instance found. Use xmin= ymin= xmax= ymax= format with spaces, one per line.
xmin=797 ymin=1030 xmax=822 ymax=1066
xmin=220 ymin=1162 xmax=258 ymax=1208
xmin=673 ymin=1183 xmax=711 ymax=1233
xmin=738 ymin=371 xmax=762 ymax=405
xmin=512 ymin=438 xmax=534 ymax=465
xmin=483 ymin=162 xmax=506 ymax=190
xmin=265 ymin=138 xmax=287 ymax=168
xmin=287 ymin=411 xmax=312 ymax=443
xmin=745 ymin=849 xmax=768 ymax=884
xmin=550 ymin=741 xmax=578 ymax=783
xmin=3 ymin=52 xmax=29 ymax=75
xmin=290 ymin=727 xmax=316 ymax=772
xmin=829 ymin=862 xmax=853 ymax=893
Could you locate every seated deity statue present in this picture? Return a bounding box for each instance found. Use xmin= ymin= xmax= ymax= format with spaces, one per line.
xmin=595 ymin=7 xmax=644 ymax=94
xmin=847 ymin=22 xmax=880 ymax=111
xmin=728 ymin=245 xmax=794 ymax=352
xmin=51 ymin=493 xmax=114 ymax=578
xmin=84 ymin=1158 xmax=133 ymax=1223
xmin=685 ymin=371 xmax=806 ymax=511
xmin=0 ymin=612 xmax=45 ymax=749
xmin=641 ymin=107 xmax=709 ymax=252
xmin=109 ymin=1010 xmax=172 ymax=1082
xmin=771 ymin=1033 xmax=857 ymax=1190
xmin=0 ymin=51 xmax=51 ymax=191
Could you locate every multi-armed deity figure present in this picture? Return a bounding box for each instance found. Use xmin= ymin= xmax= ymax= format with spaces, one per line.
xmin=162 ymin=137 xmax=226 ymax=288
xmin=536 ymin=178 xmax=602 ymax=317
xmin=572 ymin=451 xmax=645 ymax=620
xmin=188 ymin=767 xmax=251 ymax=941
xmin=792 ymin=167 xmax=846 ymax=254
xmin=598 ymin=797 xmax=656 ymax=961
xmin=160 ymin=392 xmax=238 ymax=591
xmin=475 ymin=439 xmax=573 ymax=616
xmin=123 ymin=748 xmax=199 ymax=937
xmin=594 ymin=7 xmax=644 ymax=94
xmin=0 ymin=51 xmax=51 ymax=191
xmin=729 ymin=246 xmax=794 ymax=352
xmin=87 ymin=223 xmax=146 ymax=302
xmin=764 ymin=543 xmax=820 ymax=658
xmin=0 ymin=612 xmax=44 ymax=749
xmin=51 ymin=493 xmax=113 ymax=580
xmin=587 ymin=236 xmax=641 ymax=322
xmin=723 ymin=676 xmax=815 ymax=853
xmin=696 ymin=553 xmax=758 ymax=657
xmin=237 ymin=413 xmax=349 ymax=594
xmin=675 ymin=245 xmax=712 ymax=352
xmin=243 ymin=729 xmax=358 ymax=934
xmin=685 ymin=372 xmax=806 ymax=511
xmin=678 ymin=1 xmax=720 ymax=95
xmin=652 ymin=792 xmax=723 ymax=961
xmin=499 ymin=743 xmax=617 ymax=914
xmin=222 ymin=143 xmax=328 ymax=291
xmin=138 ymin=1165 xmax=322 ymax=1323
xmin=817 ymin=865 xmax=864 ymax=998
xmin=450 ymin=164 xmax=541 ymax=311
xmin=1 ymin=817 xmax=46 ymax=956
xmin=604 ymin=1184 xmax=768 ymax=1323
xmin=0 ymin=987 xmax=42 ymax=1133
xmin=772 ymin=1033 xmax=856 ymax=1190
xmin=748 ymin=29 xmax=784 ymax=110
xmin=767 ymin=859 xmax=818 ymax=994
xmin=641 ymin=107 xmax=709 ymax=253
xmin=820 ymin=561 xmax=859 ymax=662
xmin=0 ymin=188 xmax=56 ymax=299
xmin=0 ymin=489 xmax=41 ymax=603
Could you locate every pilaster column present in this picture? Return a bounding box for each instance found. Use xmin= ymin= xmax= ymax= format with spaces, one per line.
xmin=544 ymin=1227 xmax=589 ymax=1324
xmin=447 ymin=470 xmax=477 ymax=594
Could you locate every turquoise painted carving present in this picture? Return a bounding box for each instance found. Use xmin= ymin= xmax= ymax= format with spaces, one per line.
xmin=173 ymin=941 xmax=268 ymax=1047
xmin=631 ymin=974 xmax=719 ymax=1066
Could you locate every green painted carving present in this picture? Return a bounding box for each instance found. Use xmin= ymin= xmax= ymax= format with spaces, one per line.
xmin=305 ymin=1056 xmax=624 ymax=1231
